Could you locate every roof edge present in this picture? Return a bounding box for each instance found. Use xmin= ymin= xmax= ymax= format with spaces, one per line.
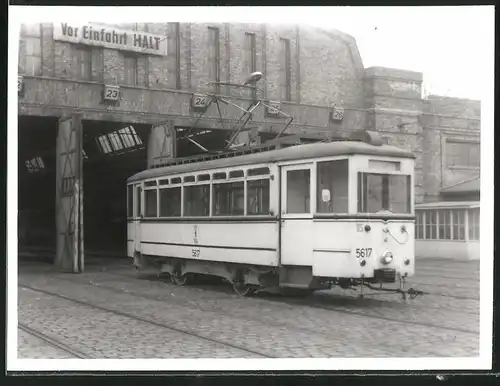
xmin=440 ymin=176 xmax=480 ymax=192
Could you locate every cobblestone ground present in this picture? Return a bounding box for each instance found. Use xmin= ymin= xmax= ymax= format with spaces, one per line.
xmin=17 ymin=257 xmax=480 ymax=359
xmin=18 ymin=327 xmax=74 ymax=359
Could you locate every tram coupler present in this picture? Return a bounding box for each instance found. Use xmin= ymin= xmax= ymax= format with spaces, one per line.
xmin=359 ymin=282 xmax=425 ymax=301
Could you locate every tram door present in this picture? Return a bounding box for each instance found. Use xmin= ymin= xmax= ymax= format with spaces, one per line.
xmin=280 ymin=163 xmax=314 ymax=265
xmin=133 ymin=183 xmax=142 ymax=254
xmin=55 ymin=115 xmax=84 ymax=273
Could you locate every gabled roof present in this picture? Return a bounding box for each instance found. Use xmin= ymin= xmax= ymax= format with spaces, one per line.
xmin=441 ymin=176 xmax=480 ymax=194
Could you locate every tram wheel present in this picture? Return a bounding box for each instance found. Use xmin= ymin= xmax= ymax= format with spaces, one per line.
xmin=171 ymin=273 xmax=190 ymax=286
xmin=232 ymin=282 xmax=255 ymax=297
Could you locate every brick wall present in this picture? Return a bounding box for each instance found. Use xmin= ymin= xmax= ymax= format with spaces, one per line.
xmin=18 ymin=22 xmax=481 ymax=202
xmin=364 ymin=67 xmax=480 ymax=203
xmin=421 ymin=95 xmax=480 ymax=201
xmin=18 ymin=22 xmax=366 ymax=134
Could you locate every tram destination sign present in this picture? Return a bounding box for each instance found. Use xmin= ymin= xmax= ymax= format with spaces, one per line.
xmin=52 ymin=23 xmax=168 ymax=56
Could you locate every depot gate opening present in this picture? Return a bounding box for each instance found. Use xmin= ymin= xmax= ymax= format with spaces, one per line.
xmin=18 ymin=115 xmax=241 ymax=268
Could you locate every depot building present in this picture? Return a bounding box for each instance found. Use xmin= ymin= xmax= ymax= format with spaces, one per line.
xmin=17 ymin=22 xmax=481 ymax=266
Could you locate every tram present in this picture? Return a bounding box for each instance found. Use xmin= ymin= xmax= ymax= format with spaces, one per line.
xmin=127 ymin=133 xmax=420 ymax=298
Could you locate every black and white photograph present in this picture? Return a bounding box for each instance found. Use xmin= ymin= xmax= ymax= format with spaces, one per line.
xmin=7 ymin=5 xmax=494 ymax=372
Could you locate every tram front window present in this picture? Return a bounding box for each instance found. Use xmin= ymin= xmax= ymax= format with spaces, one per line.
xmin=316 ymin=159 xmax=348 ymax=213
xmin=358 ymin=173 xmax=411 ymax=214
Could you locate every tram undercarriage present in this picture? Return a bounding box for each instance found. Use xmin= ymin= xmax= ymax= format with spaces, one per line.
xmin=133 ymin=253 xmax=424 ymax=300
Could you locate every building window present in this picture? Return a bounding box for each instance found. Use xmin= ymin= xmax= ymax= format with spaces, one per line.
xmin=245 ymin=32 xmax=257 ymax=99
xmin=213 ymin=182 xmax=244 ymax=216
xmin=437 ymin=210 xmax=451 ymax=240
xmin=280 ymin=38 xmax=291 ymax=101
xmin=415 ymin=211 xmax=424 ymax=239
xmin=123 ymin=53 xmax=138 ymax=85
xmin=74 ymin=45 xmax=92 ymax=80
xmin=175 ymin=22 xmax=181 ymax=89
xmin=25 ymin=156 xmax=45 ymax=173
xmin=468 ymin=208 xmax=480 ymax=240
xmin=208 ymin=27 xmax=220 ymax=93
xmin=418 ymin=209 xmax=468 ymax=241
xmin=425 ymin=210 xmax=437 ymax=240
xmin=184 ymin=185 xmax=210 ymax=216
xmin=144 ymin=189 xmax=158 ymax=217
xmin=96 ymin=126 xmax=144 ymax=155
xmin=23 ymin=24 xmax=42 ymax=76
xmin=446 ymin=141 xmax=480 ymax=168
xmin=286 ymin=169 xmax=310 ymax=214
xmin=317 ymin=160 xmax=348 ymax=213
xmin=159 ymin=187 xmax=181 ymax=217
xmin=247 ymin=179 xmax=270 ymax=215
xmin=245 ymin=33 xmax=257 ymax=74
xmin=452 ymin=209 xmax=465 ymax=240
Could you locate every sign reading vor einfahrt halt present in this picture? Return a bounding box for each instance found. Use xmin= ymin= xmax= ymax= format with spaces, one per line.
xmin=52 ymin=23 xmax=168 ymax=56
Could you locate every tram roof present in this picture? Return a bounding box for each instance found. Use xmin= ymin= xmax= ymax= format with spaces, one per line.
xmin=127 ymin=140 xmax=415 ymax=183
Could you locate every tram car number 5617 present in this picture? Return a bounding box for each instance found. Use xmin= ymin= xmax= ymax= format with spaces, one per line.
xmin=355 ymin=248 xmax=372 ymax=258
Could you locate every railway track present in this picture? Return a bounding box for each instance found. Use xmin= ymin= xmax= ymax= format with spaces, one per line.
xmin=268 ymin=296 xmax=479 ymax=335
xmin=105 ymin=269 xmax=480 ymax=314
xmin=19 ymin=284 xmax=273 ymax=359
xmin=106 ymin=267 xmax=481 ymax=303
xmin=18 ymin=323 xmax=91 ymax=359
xmin=19 ymin=248 xmax=480 ymax=300
xmin=33 ymin=272 xmax=479 ymax=337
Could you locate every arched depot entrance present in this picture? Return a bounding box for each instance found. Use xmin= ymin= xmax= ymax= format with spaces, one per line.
xmin=18 ymin=115 xmax=151 ymax=272
xmin=18 ymin=115 xmax=248 ymax=272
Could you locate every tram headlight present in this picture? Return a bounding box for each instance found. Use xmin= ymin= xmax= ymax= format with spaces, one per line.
xmin=380 ymin=251 xmax=393 ymax=265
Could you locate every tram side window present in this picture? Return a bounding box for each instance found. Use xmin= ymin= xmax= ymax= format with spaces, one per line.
xmin=316 ymin=160 xmax=348 ymax=213
xmin=247 ymin=179 xmax=270 ymax=215
xmin=286 ymin=169 xmax=310 ymax=214
xmin=135 ymin=186 xmax=141 ymax=217
xmin=127 ymin=185 xmax=133 ymax=217
xmin=159 ymin=187 xmax=181 ymax=217
xmin=213 ymin=182 xmax=244 ymax=216
xmin=184 ymin=185 xmax=210 ymax=216
xmin=145 ymin=189 xmax=158 ymax=217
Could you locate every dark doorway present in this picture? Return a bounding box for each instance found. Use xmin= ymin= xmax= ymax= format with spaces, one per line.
xmin=81 ymin=120 xmax=150 ymax=256
xmin=18 ymin=116 xmax=58 ymax=252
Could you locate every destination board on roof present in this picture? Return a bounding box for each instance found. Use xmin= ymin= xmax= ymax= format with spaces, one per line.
xmin=52 ymin=23 xmax=168 ymax=56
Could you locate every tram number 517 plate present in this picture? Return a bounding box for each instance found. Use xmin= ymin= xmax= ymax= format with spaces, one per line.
xmin=192 ymin=248 xmax=201 ymax=258
xmin=355 ymin=248 xmax=372 ymax=258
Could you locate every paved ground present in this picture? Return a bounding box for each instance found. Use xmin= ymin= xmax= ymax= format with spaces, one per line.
xmin=16 ymin=256 xmax=480 ymax=359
